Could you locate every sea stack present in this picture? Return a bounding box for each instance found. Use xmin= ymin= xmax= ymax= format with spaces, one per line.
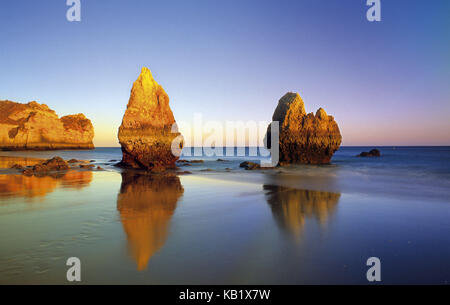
xmin=0 ymin=100 xmax=94 ymax=150
xmin=118 ymin=67 xmax=183 ymax=171
xmin=265 ymin=92 xmax=342 ymax=164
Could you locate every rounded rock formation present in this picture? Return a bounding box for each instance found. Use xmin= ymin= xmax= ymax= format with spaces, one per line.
xmin=118 ymin=67 xmax=183 ymax=171
xmin=265 ymin=92 xmax=342 ymax=164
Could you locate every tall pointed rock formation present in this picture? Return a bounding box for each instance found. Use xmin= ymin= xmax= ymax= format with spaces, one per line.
xmin=118 ymin=67 xmax=183 ymax=171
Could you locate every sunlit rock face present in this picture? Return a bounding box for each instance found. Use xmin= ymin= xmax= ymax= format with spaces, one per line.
xmin=118 ymin=67 xmax=183 ymax=171
xmin=263 ymin=185 xmax=340 ymax=238
xmin=117 ymin=172 xmax=184 ymax=271
xmin=265 ymin=92 xmax=342 ymax=164
xmin=0 ymin=100 xmax=94 ymax=150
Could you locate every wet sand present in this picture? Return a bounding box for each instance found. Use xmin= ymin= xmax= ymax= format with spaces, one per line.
xmin=0 ymin=152 xmax=449 ymax=284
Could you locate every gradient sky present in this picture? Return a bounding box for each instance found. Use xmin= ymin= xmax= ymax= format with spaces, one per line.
xmin=1 ymin=0 xmax=449 ymax=146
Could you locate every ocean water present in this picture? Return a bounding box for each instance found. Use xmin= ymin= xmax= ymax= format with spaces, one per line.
xmin=0 ymin=146 xmax=449 ymax=284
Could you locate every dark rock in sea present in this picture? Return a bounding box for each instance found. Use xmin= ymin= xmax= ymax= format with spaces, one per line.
xmin=68 ymin=159 xmax=79 ymax=163
xmin=189 ymin=160 xmax=204 ymax=163
xmin=80 ymin=164 xmax=95 ymax=169
xmin=216 ymin=159 xmax=226 ymax=162
xmin=240 ymin=161 xmax=261 ymax=170
xmin=265 ymin=92 xmax=342 ymax=165
xmin=358 ymin=149 xmax=381 ymax=157
xmin=89 ymin=160 xmax=96 ymax=163
xmin=178 ymin=171 xmax=192 ymax=175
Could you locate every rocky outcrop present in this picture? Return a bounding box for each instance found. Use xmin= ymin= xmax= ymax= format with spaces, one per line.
xmin=358 ymin=149 xmax=381 ymax=157
xmin=0 ymin=100 xmax=94 ymax=150
xmin=265 ymin=92 xmax=342 ymax=164
xmin=22 ymin=157 xmax=70 ymax=176
xmin=118 ymin=67 xmax=183 ymax=171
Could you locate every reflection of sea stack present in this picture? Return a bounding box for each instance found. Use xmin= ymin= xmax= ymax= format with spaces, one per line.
xmin=118 ymin=67 xmax=183 ymax=171
xmin=265 ymin=93 xmax=342 ymax=164
xmin=263 ymin=185 xmax=340 ymax=237
xmin=117 ymin=172 xmax=184 ymax=271
xmin=0 ymin=100 xmax=94 ymax=150
xmin=0 ymin=170 xmax=93 ymax=200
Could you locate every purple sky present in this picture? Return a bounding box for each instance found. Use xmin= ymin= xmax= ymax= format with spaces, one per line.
xmin=1 ymin=0 xmax=449 ymax=146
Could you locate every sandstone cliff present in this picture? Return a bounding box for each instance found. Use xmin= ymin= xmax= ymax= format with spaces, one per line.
xmin=118 ymin=67 xmax=183 ymax=171
xmin=266 ymin=92 xmax=342 ymax=164
xmin=0 ymin=100 xmax=94 ymax=150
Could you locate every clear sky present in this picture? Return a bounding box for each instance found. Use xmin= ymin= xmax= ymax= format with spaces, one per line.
xmin=1 ymin=0 xmax=449 ymax=146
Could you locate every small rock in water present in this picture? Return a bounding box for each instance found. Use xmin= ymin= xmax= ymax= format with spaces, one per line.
xmin=358 ymin=149 xmax=381 ymax=157
xmin=80 ymin=164 xmax=95 ymax=169
xmin=240 ymin=161 xmax=261 ymax=170
xmin=68 ymin=159 xmax=79 ymax=163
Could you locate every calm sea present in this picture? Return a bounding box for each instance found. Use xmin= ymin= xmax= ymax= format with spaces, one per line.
xmin=0 ymin=146 xmax=449 ymax=284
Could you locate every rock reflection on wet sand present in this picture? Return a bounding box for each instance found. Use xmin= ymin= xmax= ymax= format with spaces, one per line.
xmin=0 ymin=171 xmax=93 ymax=200
xmin=117 ymin=171 xmax=184 ymax=271
xmin=0 ymin=156 xmax=44 ymax=168
xmin=264 ymin=185 xmax=340 ymax=238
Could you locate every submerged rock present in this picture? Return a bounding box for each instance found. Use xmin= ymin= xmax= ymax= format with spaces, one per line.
xmin=240 ymin=161 xmax=261 ymax=170
xmin=118 ymin=67 xmax=183 ymax=171
xmin=10 ymin=164 xmax=24 ymax=170
xmin=80 ymin=164 xmax=95 ymax=169
xmin=358 ymin=149 xmax=381 ymax=157
xmin=265 ymin=92 xmax=342 ymax=164
xmin=0 ymin=100 xmax=94 ymax=150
